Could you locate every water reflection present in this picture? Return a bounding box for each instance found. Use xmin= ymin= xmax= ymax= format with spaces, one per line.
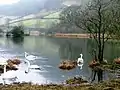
xmin=78 ymin=64 xmax=83 ymax=69
xmin=58 ymin=39 xmax=87 ymax=61
xmin=12 ymin=37 xmax=24 ymax=45
xmin=0 ymin=69 xmax=48 ymax=85
xmin=0 ymin=36 xmax=120 ymax=84
xmin=87 ymin=39 xmax=120 ymax=62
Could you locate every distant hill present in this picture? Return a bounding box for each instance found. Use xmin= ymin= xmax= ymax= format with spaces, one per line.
xmin=0 ymin=0 xmax=63 ymax=16
xmin=0 ymin=0 xmax=89 ymax=16
xmin=22 ymin=11 xmax=61 ymax=28
xmin=9 ymin=0 xmax=90 ymax=29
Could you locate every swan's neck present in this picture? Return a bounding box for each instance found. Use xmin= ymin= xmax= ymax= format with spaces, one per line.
xmin=25 ymin=60 xmax=30 ymax=73
xmin=25 ymin=60 xmax=30 ymax=67
xmin=25 ymin=52 xmax=28 ymax=58
xmin=4 ymin=65 xmax=6 ymax=73
xmin=80 ymin=54 xmax=83 ymax=59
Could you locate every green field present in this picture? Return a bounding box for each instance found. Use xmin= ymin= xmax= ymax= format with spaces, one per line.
xmin=22 ymin=11 xmax=60 ymax=28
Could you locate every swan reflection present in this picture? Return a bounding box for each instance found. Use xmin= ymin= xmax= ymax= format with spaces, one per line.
xmin=77 ymin=63 xmax=83 ymax=69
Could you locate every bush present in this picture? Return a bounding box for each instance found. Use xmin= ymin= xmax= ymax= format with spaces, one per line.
xmin=11 ymin=26 xmax=24 ymax=38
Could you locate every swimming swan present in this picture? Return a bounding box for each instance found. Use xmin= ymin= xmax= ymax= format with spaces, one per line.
xmin=77 ymin=54 xmax=84 ymax=69
xmin=25 ymin=60 xmax=41 ymax=73
xmin=25 ymin=52 xmax=37 ymax=61
xmin=77 ymin=54 xmax=84 ymax=64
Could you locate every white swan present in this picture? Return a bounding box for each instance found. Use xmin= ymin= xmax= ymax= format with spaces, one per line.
xmin=25 ymin=52 xmax=37 ymax=61
xmin=25 ymin=60 xmax=41 ymax=73
xmin=77 ymin=54 xmax=84 ymax=64
xmin=25 ymin=60 xmax=30 ymax=73
xmin=77 ymin=54 xmax=84 ymax=69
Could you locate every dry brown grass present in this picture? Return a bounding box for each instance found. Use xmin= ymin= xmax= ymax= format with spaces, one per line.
xmin=0 ymin=79 xmax=120 ymax=90
xmin=59 ymin=60 xmax=77 ymax=70
xmin=0 ymin=59 xmax=21 ymax=73
xmin=114 ymin=58 xmax=120 ymax=64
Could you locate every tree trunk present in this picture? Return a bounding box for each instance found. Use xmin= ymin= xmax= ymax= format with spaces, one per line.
xmin=97 ymin=68 xmax=103 ymax=82
xmin=91 ymin=70 xmax=97 ymax=83
xmin=101 ymin=31 xmax=105 ymax=63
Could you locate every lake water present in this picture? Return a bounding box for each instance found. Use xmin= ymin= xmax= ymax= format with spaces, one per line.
xmin=0 ymin=36 xmax=120 ymax=84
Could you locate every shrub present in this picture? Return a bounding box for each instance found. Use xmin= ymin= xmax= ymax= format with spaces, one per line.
xmin=11 ymin=26 xmax=24 ymax=38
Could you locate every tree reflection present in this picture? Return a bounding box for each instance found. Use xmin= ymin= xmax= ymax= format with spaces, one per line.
xmin=59 ymin=41 xmax=72 ymax=60
xmin=58 ymin=39 xmax=86 ymax=61
xmin=12 ymin=37 xmax=24 ymax=45
xmin=87 ymin=39 xmax=120 ymax=62
xmin=87 ymin=39 xmax=120 ymax=82
xmin=105 ymin=41 xmax=120 ymax=62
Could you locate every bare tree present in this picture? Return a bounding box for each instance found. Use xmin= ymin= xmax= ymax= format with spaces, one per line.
xmin=60 ymin=0 xmax=120 ymax=82
xmin=60 ymin=0 xmax=120 ymax=63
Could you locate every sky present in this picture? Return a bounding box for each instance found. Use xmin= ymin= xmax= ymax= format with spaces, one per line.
xmin=0 ymin=0 xmax=20 ymax=5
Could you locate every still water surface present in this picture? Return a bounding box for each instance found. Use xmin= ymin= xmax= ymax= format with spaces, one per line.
xmin=0 ymin=36 xmax=120 ymax=84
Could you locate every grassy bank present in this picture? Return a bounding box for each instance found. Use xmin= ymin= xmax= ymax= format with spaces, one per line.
xmin=0 ymin=79 xmax=120 ymax=90
xmin=49 ymin=33 xmax=91 ymax=38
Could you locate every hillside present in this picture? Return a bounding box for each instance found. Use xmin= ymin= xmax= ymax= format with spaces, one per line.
xmin=22 ymin=11 xmax=61 ymax=28
xmin=0 ymin=0 xmax=89 ymax=16
xmin=9 ymin=0 xmax=90 ymax=30
xmin=0 ymin=0 xmax=63 ymax=16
